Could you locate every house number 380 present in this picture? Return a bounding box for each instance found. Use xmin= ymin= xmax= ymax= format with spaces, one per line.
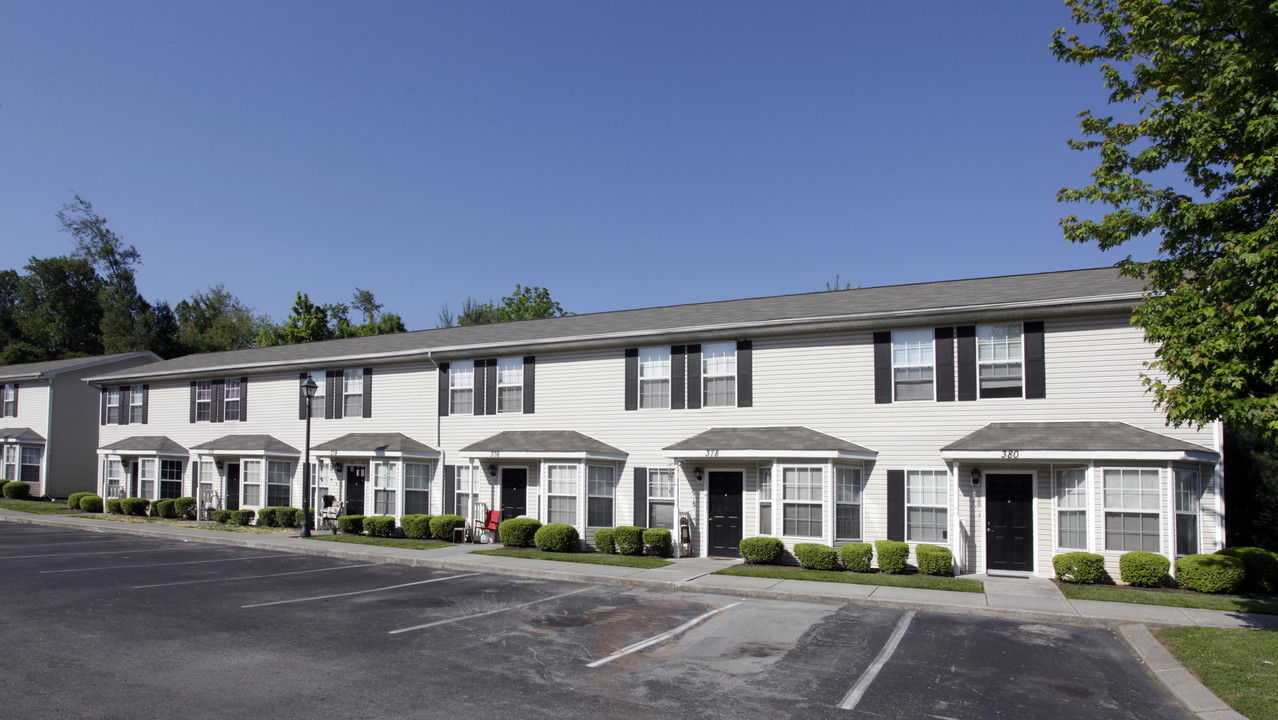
xmin=1001 ymin=450 xmax=1020 ymax=459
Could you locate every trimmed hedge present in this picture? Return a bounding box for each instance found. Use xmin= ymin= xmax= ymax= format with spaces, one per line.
xmin=275 ymin=507 xmax=300 ymax=528
xmin=1177 ymin=554 xmax=1246 ymax=594
xmin=79 ymin=494 xmax=104 ymax=513
xmin=875 ymin=540 xmax=909 ymax=574
xmin=794 ymin=543 xmax=839 ymax=571
xmin=1215 ymin=546 xmax=1278 ymax=594
xmin=154 ymin=499 xmax=177 ymax=519
xmin=0 ymin=479 xmax=8 ymax=494
xmin=1053 ymin=552 xmax=1107 ymax=584
xmin=839 ymin=542 xmax=874 ymax=572
xmin=256 ymin=507 xmax=279 ymax=527
xmin=499 ymin=517 xmax=541 ymax=547
xmin=915 ymin=544 xmax=953 ymax=576
xmin=401 ymin=514 xmax=433 ymax=539
xmin=106 ymin=498 xmax=124 ymax=514
xmin=739 ymin=537 xmax=784 ymax=564
xmin=2 ymin=480 xmax=30 ymax=499
xmin=67 ymin=492 xmax=93 ymax=510
xmin=593 ymin=528 xmax=617 ymax=554
xmin=174 ymin=497 xmax=197 ymax=519
xmin=614 ymin=525 xmax=646 ymax=556
xmin=643 ymin=528 xmax=673 ymax=558
xmin=230 ymin=509 xmax=255 ymax=526
xmin=212 ymin=509 xmax=233 ymax=524
xmin=1120 ymin=551 xmax=1169 ymax=587
xmin=429 ymin=514 xmax=466 ymax=541
xmin=120 ymin=497 xmax=150 ymax=516
xmin=338 ymin=515 xmax=365 ymax=535
xmin=364 ymin=516 xmax=395 ymax=538
xmin=535 ymin=523 xmax=580 ymax=552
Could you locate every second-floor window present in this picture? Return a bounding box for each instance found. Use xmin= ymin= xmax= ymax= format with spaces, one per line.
xmin=892 ymin=330 xmax=934 ymax=401
xmin=2 ymin=383 xmax=15 ymax=417
xmin=223 ymin=379 xmax=241 ymax=421
xmin=195 ymin=381 xmax=213 ymax=421
xmin=497 ymin=358 xmax=523 ymax=413
xmin=702 ymin=342 xmax=736 ymax=407
xmin=129 ymin=387 xmax=145 ymax=424
xmin=450 ymin=362 xmax=474 ymax=415
xmin=639 ymin=348 xmax=671 ymax=409
xmin=343 ymin=369 xmax=364 ymax=417
xmin=106 ymin=388 xmax=121 ymax=424
xmin=977 ymin=324 xmax=1023 ymax=398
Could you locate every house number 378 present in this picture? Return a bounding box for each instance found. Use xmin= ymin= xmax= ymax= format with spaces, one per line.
xmin=1001 ymin=450 xmax=1020 ymax=459
xmin=705 ymin=450 xmax=720 ymax=457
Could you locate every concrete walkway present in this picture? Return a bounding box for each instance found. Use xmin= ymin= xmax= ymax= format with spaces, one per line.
xmin=1 ymin=510 xmax=1264 ymax=719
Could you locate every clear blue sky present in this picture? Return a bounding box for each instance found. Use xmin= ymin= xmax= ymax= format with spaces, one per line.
xmin=0 ymin=1 xmax=1157 ymax=330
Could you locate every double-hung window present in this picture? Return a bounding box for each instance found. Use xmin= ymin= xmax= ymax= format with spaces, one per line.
xmin=2 ymin=446 xmax=14 ymax=480
xmin=343 ymin=369 xmax=364 ymax=417
xmin=587 ymin=466 xmax=614 ymax=527
xmin=107 ymin=459 xmax=123 ymax=497
xmin=454 ymin=465 xmax=477 ymax=519
xmin=307 ymin=372 xmax=326 ymax=418
xmin=373 ymin=461 xmax=397 ymax=515
xmin=547 ymin=465 xmax=578 ymax=526
xmin=194 ymin=381 xmax=212 ymax=421
xmin=223 ymin=379 xmax=241 ymax=421
xmin=758 ymin=467 xmax=773 ymax=535
xmin=977 ymin=324 xmax=1023 ymax=398
xmin=197 ymin=460 xmax=216 ymax=503
xmin=702 ymin=342 xmax=736 ymax=407
xmin=497 ymin=358 xmax=523 ymax=413
xmin=892 ymin=330 xmax=934 ymax=401
xmin=404 ymin=463 xmax=431 ymax=515
xmin=1055 ymin=468 xmax=1087 ymax=549
xmin=1103 ymin=469 xmax=1160 ymax=552
xmin=160 ymin=459 xmax=183 ymax=499
xmin=836 ymin=467 xmax=862 ymax=540
xmin=450 ymin=362 xmax=475 ymax=415
xmin=906 ymin=470 xmax=948 ymax=542
xmin=129 ymin=386 xmax=145 ymax=424
xmin=139 ymin=459 xmax=157 ymax=500
xmin=2 ymin=384 xmax=14 ymax=416
xmin=782 ymin=467 xmax=822 ymax=537
xmin=105 ymin=388 xmax=121 ymax=424
xmin=639 ymin=348 xmax=671 ymax=409
xmin=241 ymin=460 xmax=262 ymax=507
xmin=19 ymin=446 xmax=41 ymax=484
xmin=1175 ymin=468 xmax=1200 ymax=556
xmin=266 ymin=461 xmax=291 ymax=506
xmin=648 ymin=468 xmax=675 ymax=529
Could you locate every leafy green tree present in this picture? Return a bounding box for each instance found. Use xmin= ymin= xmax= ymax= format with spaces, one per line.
xmin=495 ymin=284 xmax=567 ymax=322
xmin=12 ymin=256 xmax=103 ymax=360
xmin=257 ymin=293 xmax=333 ymax=347
xmin=352 ymin=288 xmax=383 ymax=324
xmin=437 ymin=297 xmax=499 ymax=328
xmin=175 ymin=284 xmax=268 ymax=353
xmin=1053 ymin=0 xmax=1278 ymax=439
xmin=0 ymin=270 xmax=21 ymax=352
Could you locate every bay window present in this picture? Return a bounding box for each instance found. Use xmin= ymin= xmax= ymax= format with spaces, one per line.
xmin=1103 ymin=468 xmax=1160 ymax=552
xmin=757 ymin=467 xmax=772 ymax=535
xmin=836 ymin=467 xmax=862 ymax=540
xmin=547 ymin=465 xmax=578 ymax=526
xmin=404 ymin=463 xmax=431 ymax=516
xmin=160 ymin=459 xmax=183 ymax=499
xmin=373 ymin=461 xmax=397 ymax=515
xmin=782 ymin=466 xmax=822 ymax=537
xmin=242 ymin=460 xmax=262 ymax=507
xmin=1175 ymin=468 xmax=1200 ymax=556
xmin=1055 ymin=468 xmax=1087 ymax=549
xmin=139 ymin=459 xmax=156 ymax=500
xmin=587 ymin=465 xmax=614 ymax=528
xmin=267 ymin=461 xmax=291 ymax=506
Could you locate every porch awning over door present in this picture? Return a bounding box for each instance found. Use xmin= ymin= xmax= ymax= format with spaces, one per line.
xmin=0 ymin=427 xmax=44 ymax=443
xmin=458 ymin=430 xmax=627 ymax=461
xmin=940 ymin=422 xmax=1218 ymax=463
xmin=98 ymin=436 xmax=187 ymax=456
xmin=663 ymin=426 xmax=877 ymax=460
xmin=190 ymin=434 xmax=299 ymax=457
xmin=310 ymin=432 xmax=438 ymax=459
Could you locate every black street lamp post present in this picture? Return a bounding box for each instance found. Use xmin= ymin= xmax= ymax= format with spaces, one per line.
xmin=300 ymin=373 xmax=318 ymax=538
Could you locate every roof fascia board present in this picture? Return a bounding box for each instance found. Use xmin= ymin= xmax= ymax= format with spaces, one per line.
xmin=940 ymin=450 xmax=1220 ymax=462
xmin=96 ymin=448 xmax=188 ymax=457
xmin=315 ymin=450 xmax=440 ymax=459
xmin=457 ymin=450 xmax=627 ymax=461
xmin=664 ymin=449 xmax=878 ymax=460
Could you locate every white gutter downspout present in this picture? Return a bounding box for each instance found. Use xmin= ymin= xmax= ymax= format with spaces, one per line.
xmin=425 ymin=351 xmax=443 ymax=515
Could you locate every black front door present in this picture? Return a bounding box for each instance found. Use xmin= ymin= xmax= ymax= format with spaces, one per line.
xmin=501 ymin=468 xmax=527 ymax=521
xmin=346 ymin=465 xmax=366 ymax=516
xmin=129 ymin=461 xmax=140 ymax=497
xmin=225 ymin=463 xmax=240 ymax=511
xmin=707 ymin=471 xmax=743 ymax=558
xmin=986 ymin=473 xmax=1033 ymax=572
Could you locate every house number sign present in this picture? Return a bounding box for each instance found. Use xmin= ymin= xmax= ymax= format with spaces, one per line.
xmin=1001 ymin=450 xmax=1020 ymax=459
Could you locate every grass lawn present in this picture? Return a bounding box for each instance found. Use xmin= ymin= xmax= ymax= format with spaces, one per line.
xmin=0 ymin=497 xmax=86 ymax=515
xmin=474 ymin=547 xmax=673 ymax=568
xmin=1058 ymin=583 xmax=1278 ymax=616
xmin=716 ymin=564 xmax=985 ymax=593
xmin=308 ymin=534 xmax=452 ymax=550
xmin=1156 ymin=627 xmax=1278 ymax=720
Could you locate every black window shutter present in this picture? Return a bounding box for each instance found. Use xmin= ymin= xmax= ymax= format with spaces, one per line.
xmin=624 ymin=349 xmax=638 ymax=411
xmin=100 ymin=388 xmax=108 ymax=426
xmin=438 ymin=363 xmax=450 ymax=417
xmin=633 ymin=467 xmax=648 ymax=527
xmin=189 ymin=381 xmax=197 ymax=423
xmin=737 ymin=340 xmax=753 ymax=407
xmin=957 ymin=326 xmax=977 ymax=402
xmin=443 ymin=466 xmax=456 ymax=514
xmin=473 ymin=359 xmax=487 ymax=416
xmin=141 ymin=385 xmax=149 ymax=424
xmin=935 ymin=328 xmax=955 ymax=402
xmin=328 ymin=371 xmax=341 ymax=419
xmin=9 ymin=383 xmax=15 ymax=417
xmin=119 ymin=386 xmax=129 ymax=425
xmin=362 ymin=368 xmax=373 ymax=418
xmin=873 ymin=331 xmax=892 ymax=404
xmin=212 ymin=379 xmax=225 ymax=423
xmin=686 ymin=344 xmax=702 ymax=409
xmin=484 ymin=359 xmax=497 ymax=416
xmin=887 ymin=470 xmax=905 ymax=542
xmin=239 ymin=377 xmax=248 ymax=422
xmin=670 ymin=345 xmax=686 ymax=410
xmin=1024 ymin=321 xmax=1046 ymax=398
xmin=523 ymin=356 xmax=535 ymax=414
xmin=298 ymin=373 xmax=309 ymax=420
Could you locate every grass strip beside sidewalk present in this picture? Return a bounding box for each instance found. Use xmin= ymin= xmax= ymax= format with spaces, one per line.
xmin=1059 ymin=584 xmax=1278 ymax=616
xmin=0 ymin=498 xmax=85 ymax=515
xmin=1155 ymin=627 xmax=1278 ymax=720
xmin=716 ymin=564 xmax=985 ymax=593
xmin=474 ymin=547 xmax=673 ymax=568
xmin=307 ymin=534 xmax=452 ymax=550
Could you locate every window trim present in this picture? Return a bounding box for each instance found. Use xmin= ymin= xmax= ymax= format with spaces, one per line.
xmin=638 ymin=347 xmax=672 ymax=410
xmin=647 ymin=467 xmax=676 ymax=530
xmin=342 ymin=369 xmax=364 ymax=418
xmin=546 ymin=463 xmax=579 ymax=527
xmin=2 ymin=383 xmax=15 ymax=417
xmin=454 ymin=464 xmax=477 ymax=521
xmin=404 ymin=462 xmax=431 ymax=516
xmin=891 ymin=329 xmax=935 ymax=402
xmin=1174 ymin=467 xmax=1200 ymax=557
xmin=757 ymin=466 xmax=773 ymax=536
xmin=106 ymin=387 xmax=121 ymax=425
xmin=1053 ymin=466 xmax=1089 ymax=551
xmin=223 ymin=378 xmax=242 ymax=421
xmin=450 ymin=362 xmax=475 ymax=415
xmin=195 ymin=380 xmax=213 ymax=422
xmin=159 ymin=459 xmax=183 ymax=499
xmin=976 ymin=323 xmax=1025 ymax=400
xmin=701 ymin=341 xmax=737 ymax=408
xmin=781 ymin=465 xmax=823 ymax=538
xmin=835 ymin=466 xmax=863 ymax=541
xmin=1102 ymin=467 xmax=1162 ymax=553
xmin=497 ymin=357 xmax=524 ymax=414
xmin=586 ymin=464 xmax=615 ymax=528
xmin=372 ymin=460 xmax=398 ymax=516
xmin=129 ymin=386 xmax=145 ymax=424
xmin=139 ymin=458 xmax=157 ymax=500
xmin=241 ymin=459 xmax=263 ymax=508
xmin=905 ymin=469 xmax=948 ymax=542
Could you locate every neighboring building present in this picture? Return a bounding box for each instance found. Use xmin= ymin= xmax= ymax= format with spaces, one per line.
xmin=0 ymin=352 xmax=160 ymax=498
xmin=86 ymin=268 xmax=1222 ymax=579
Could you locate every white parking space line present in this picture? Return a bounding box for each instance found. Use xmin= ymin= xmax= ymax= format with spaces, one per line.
xmin=587 ymin=601 xmax=744 ymax=668
xmin=133 ymin=563 xmax=378 ymax=589
xmin=388 ymin=586 xmax=591 ymax=634
xmin=839 ymin=610 xmax=916 ymax=711
xmin=1 ymin=538 xmax=143 ymax=549
xmin=41 ymin=553 xmax=297 ymax=573
xmin=243 ymin=573 xmax=479 ymax=608
xmin=6 ymin=545 xmax=202 ymax=560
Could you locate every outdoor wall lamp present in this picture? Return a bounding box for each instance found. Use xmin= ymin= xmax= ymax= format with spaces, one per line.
xmin=487 ymin=464 xmax=497 ymax=477
xmin=970 ymin=468 xmax=981 ymax=486
xmin=333 ymin=461 xmax=343 ymax=473
xmin=694 ymin=467 xmax=704 ymax=482
xmin=215 ymin=460 xmax=224 ymax=470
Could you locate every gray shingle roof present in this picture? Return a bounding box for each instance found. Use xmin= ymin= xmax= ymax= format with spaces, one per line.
xmin=0 ymin=352 xmax=158 ymax=381
xmin=0 ymin=427 xmax=45 ymax=442
xmin=100 ymin=436 xmax=188 ymax=454
xmin=942 ymin=422 xmax=1215 ymax=454
xmin=460 ymin=430 xmax=626 ymax=457
xmin=311 ymin=433 xmax=437 ymax=454
xmin=190 ymin=434 xmax=299 ymax=454
xmin=88 ymin=267 xmax=1146 ymax=382
xmin=664 ymin=426 xmax=875 ymax=455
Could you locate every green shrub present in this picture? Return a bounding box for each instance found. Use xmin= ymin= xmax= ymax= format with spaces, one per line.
xmin=154 ymin=499 xmax=177 ymax=519
xmin=915 ymin=544 xmax=953 ymax=576
xmin=498 ymin=517 xmax=541 ymax=547
xmin=793 ymin=543 xmax=839 ymax=571
xmin=120 ymin=497 xmax=149 ymax=516
xmin=67 ymin=492 xmax=92 ymax=509
xmin=643 ymin=528 xmax=673 ymax=558
xmin=79 ymin=495 xmax=104 ymax=513
xmin=1053 ymin=552 xmax=1107 ymax=584
xmin=275 ymin=507 xmax=299 ymax=528
xmin=173 ymin=497 xmax=197 ymax=519
xmin=212 ymin=509 xmax=232 ymax=524
xmin=1177 ymin=554 xmax=1246 ymax=594
xmin=738 ymin=537 xmax=785 ymax=564
xmin=839 ymin=542 xmax=874 ymax=572
xmin=614 ymin=525 xmax=646 ymax=556
xmin=256 ymin=507 xmax=279 ymax=527
xmin=1215 ymin=546 xmax=1278 ymax=594
xmin=1120 ymin=551 xmax=1170 ymax=587
xmin=401 ymin=514 xmax=433 ymax=539
xmin=534 ymin=523 xmax=580 ymax=552
xmin=593 ymin=528 xmax=617 ymax=554
xmin=230 ymin=509 xmax=255 ymax=526
xmin=429 ymin=514 xmax=466 ymax=540
xmin=363 ymin=515 xmax=395 ymax=537
xmin=106 ymin=498 xmax=124 ymax=514
xmin=2 ymin=481 xmax=30 ymax=499
xmin=337 ymin=514 xmax=365 ymax=534
xmin=0 ymin=480 xmax=8 ymax=494
xmin=875 ymin=540 xmax=909 ymax=574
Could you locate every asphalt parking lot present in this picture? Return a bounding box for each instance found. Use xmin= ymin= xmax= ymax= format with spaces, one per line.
xmin=1 ymin=523 xmax=1191 ymax=719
